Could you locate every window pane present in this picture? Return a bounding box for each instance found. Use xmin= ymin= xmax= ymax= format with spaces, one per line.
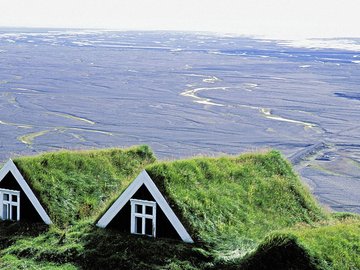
xmin=11 ymin=205 xmax=17 ymax=220
xmin=145 ymin=206 xmax=153 ymax=215
xmin=145 ymin=218 xmax=153 ymax=236
xmin=3 ymin=194 xmax=9 ymax=201
xmin=135 ymin=204 xmax=142 ymax=213
xmin=12 ymin=195 xmax=18 ymax=202
xmin=3 ymin=204 xmax=8 ymax=219
xmin=135 ymin=217 xmax=142 ymax=234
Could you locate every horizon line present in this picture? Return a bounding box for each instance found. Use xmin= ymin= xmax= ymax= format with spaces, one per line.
xmin=1 ymin=26 xmax=360 ymax=41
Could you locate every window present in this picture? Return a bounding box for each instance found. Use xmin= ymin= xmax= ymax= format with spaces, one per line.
xmin=130 ymin=199 xmax=156 ymax=237
xmin=0 ymin=188 xmax=20 ymax=221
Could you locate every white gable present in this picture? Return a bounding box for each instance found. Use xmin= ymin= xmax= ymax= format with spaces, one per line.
xmin=97 ymin=170 xmax=194 ymax=243
xmin=0 ymin=159 xmax=52 ymax=224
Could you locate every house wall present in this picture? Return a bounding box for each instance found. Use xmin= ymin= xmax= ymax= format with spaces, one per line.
xmin=0 ymin=172 xmax=43 ymax=222
xmin=107 ymin=184 xmax=182 ymax=240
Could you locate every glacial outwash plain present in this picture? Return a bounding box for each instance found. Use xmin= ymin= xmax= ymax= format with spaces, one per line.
xmin=0 ymin=29 xmax=359 ymax=217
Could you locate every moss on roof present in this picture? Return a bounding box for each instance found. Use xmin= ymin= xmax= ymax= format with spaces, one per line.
xmin=13 ymin=145 xmax=155 ymax=226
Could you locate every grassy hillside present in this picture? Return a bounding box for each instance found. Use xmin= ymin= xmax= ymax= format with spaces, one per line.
xmin=146 ymin=150 xmax=328 ymax=258
xmin=13 ymin=145 xmax=155 ymax=226
xmin=0 ymin=147 xmax=357 ymax=269
xmin=236 ymin=216 xmax=360 ymax=270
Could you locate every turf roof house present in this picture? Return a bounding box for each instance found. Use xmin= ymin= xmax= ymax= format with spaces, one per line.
xmin=97 ymin=170 xmax=194 ymax=243
xmin=0 ymin=159 xmax=51 ymax=224
xmin=0 ymin=157 xmax=193 ymax=243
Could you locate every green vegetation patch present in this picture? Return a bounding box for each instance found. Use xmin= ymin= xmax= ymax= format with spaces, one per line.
xmin=0 ymin=221 xmax=208 ymax=270
xmin=13 ymin=145 xmax=155 ymax=226
xmin=146 ymin=150 xmax=328 ymax=259
xmin=0 ymin=254 xmax=77 ymax=270
xmin=237 ymin=217 xmax=360 ymax=270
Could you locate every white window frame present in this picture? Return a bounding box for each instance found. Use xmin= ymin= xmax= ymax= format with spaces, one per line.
xmin=97 ymin=170 xmax=194 ymax=243
xmin=0 ymin=188 xmax=20 ymax=221
xmin=130 ymin=199 xmax=156 ymax=237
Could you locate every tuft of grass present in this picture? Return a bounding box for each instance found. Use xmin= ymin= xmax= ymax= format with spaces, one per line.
xmin=14 ymin=145 xmax=155 ymax=226
xmin=290 ymin=218 xmax=360 ymax=270
xmin=237 ymin=217 xmax=360 ymax=270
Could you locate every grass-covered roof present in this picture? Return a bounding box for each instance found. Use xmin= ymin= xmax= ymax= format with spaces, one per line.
xmin=145 ymin=150 xmax=328 ymax=257
xmin=13 ymin=145 xmax=155 ymax=226
xmin=0 ymin=146 xmax=358 ymax=270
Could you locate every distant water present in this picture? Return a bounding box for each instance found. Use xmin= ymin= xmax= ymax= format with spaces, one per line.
xmin=0 ymin=29 xmax=359 ymax=213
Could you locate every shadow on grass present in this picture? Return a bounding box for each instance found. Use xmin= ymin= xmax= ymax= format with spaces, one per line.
xmin=1 ymin=221 xmax=213 ymax=270
xmin=79 ymin=227 xmax=212 ymax=270
xmin=0 ymin=221 xmax=48 ymax=250
xmin=218 ymin=236 xmax=317 ymax=270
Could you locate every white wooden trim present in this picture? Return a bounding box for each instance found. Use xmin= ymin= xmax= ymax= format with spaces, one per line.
xmin=97 ymin=170 xmax=194 ymax=243
xmin=0 ymin=159 xmax=52 ymax=224
xmin=0 ymin=187 xmax=20 ymax=194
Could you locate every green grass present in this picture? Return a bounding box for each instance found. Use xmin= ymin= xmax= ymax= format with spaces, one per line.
xmin=146 ymin=150 xmax=328 ymax=258
xmin=0 ymin=254 xmax=77 ymax=270
xmin=236 ymin=216 xmax=360 ymax=270
xmin=0 ymin=146 xmax=357 ymax=269
xmin=292 ymin=218 xmax=360 ymax=269
xmin=13 ymin=145 xmax=155 ymax=226
xmin=0 ymin=220 xmax=209 ymax=270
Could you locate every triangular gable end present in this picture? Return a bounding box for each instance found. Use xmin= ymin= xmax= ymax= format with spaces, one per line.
xmin=0 ymin=159 xmax=52 ymax=224
xmin=97 ymin=170 xmax=194 ymax=243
